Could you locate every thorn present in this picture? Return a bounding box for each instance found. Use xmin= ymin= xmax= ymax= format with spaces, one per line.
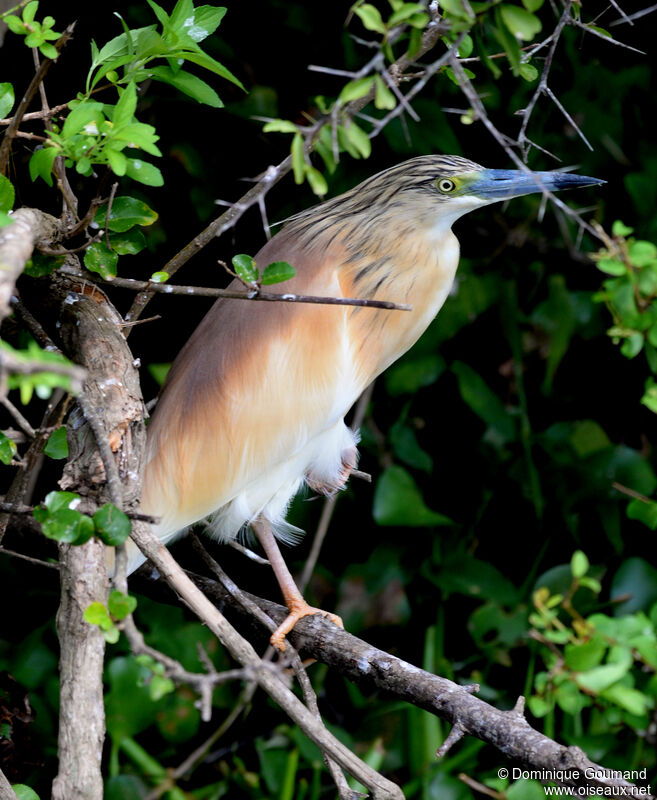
xmin=512 ymin=696 xmax=526 ymax=716
xmin=436 ymin=723 xmax=465 ymax=758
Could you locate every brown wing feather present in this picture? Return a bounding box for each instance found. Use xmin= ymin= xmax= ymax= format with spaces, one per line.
xmin=141 ymin=228 xmax=355 ymax=533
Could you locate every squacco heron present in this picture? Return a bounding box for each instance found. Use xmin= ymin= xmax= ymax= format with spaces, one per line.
xmin=131 ymin=155 xmax=603 ymax=648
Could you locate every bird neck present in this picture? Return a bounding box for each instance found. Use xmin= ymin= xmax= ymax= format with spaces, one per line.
xmin=334 ymin=213 xmax=461 ymax=386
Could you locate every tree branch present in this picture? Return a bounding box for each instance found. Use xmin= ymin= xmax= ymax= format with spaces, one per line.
xmin=0 ymin=208 xmax=60 ymax=322
xmin=139 ymin=565 xmax=650 ymax=799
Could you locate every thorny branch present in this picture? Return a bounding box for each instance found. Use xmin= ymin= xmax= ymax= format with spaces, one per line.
xmin=129 ymin=563 xmax=652 ymax=800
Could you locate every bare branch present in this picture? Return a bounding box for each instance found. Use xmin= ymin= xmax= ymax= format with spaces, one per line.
xmin=0 ymin=208 xmax=60 ymax=322
xmin=175 ymin=569 xmax=653 ymax=799
xmin=67 ymin=268 xmax=412 ymax=311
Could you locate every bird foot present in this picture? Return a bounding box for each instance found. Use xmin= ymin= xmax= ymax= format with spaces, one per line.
xmin=305 ymin=446 xmax=358 ymax=496
xmin=270 ymin=599 xmax=343 ymax=651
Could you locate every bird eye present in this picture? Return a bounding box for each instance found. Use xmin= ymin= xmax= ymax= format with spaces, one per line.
xmin=436 ymin=178 xmax=456 ymax=193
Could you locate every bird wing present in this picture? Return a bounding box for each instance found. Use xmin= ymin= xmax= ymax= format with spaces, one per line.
xmin=141 ymin=229 xmax=362 ymax=537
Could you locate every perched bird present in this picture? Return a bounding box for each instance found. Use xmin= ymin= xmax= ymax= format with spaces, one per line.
xmin=132 ymin=155 xmax=604 ymax=648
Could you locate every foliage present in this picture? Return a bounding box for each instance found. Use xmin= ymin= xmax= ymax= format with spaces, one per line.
xmin=0 ymin=0 xmax=655 ymax=798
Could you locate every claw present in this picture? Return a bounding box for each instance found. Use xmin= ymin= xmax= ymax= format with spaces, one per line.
xmin=270 ymin=601 xmax=343 ymax=650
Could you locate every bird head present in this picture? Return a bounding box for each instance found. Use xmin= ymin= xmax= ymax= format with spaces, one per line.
xmin=342 ymin=155 xmax=606 ymax=232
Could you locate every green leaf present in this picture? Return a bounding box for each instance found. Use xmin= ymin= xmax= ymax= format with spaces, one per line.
xmin=12 ymin=785 xmax=40 ymax=800
xmin=148 ymin=66 xmax=222 ymax=107
xmin=500 ymin=5 xmax=542 ymax=41
xmin=149 ymin=674 xmax=175 ymax=701
xmin=439 ymin=0 xmax=475 ymax=20
xmin=148 ymin=363 xmax=171 ymax=386
xmin=0 ymin=175 xmax=14 ymax=213
xmin=24 ymin=251 xmax=64 ymax=277
xmin=0 ymin=431 xmax=17 ymax=464
xmin=44 ymin=427 xmax=68 ymax=459
xmin=28 ymin=146 xmax=59 ymax=186
xmin=354 ymin=4 xmax=387 ymax=33
xmin=452 ymin=361 xmax=516 ymax=443
xmin=84 ymin=241 xmax=119 ymax=280
xmin=342 ymin=122 xmax=371 ymax=159
xmin=94 ymin=196 xmax=159 ymax=232
xmin=261 ymin=261 xmax=296 ymax=286
xmin=597 ymin=257 xmax=627 ymax=276
xmin=149 ymin=271 xmax=169 ymax=283
xmin=42 ymin=491 xmax=80 ymax=513
xmin=106 ymin=148 xmax=127 ymax=176
xmin=109 ymin=228 xmax=147 ymax=255
xmin=4 ymin=15 xmax=26 ymax=35
xmin=113 ymin=82 xmax=138 ymax=127
xmin=0 ymin=82 xmax=15 ymax=118
xmin=519 ymin=62 xmax=538 ymax=81
xmin=232 ymin=253 xmax=258 ymax=284
xmin=41 ymin=509 xmax=95 ymax=544
xmin=22 ymin=1 xmax=39 ymax=24
xmin=601 ymin=684 xmax=653 ymax=716
xmin=167 ymin=49 xmax=244 ymax=91
xmin=575 ymin=659 xmax=631 ymax=693
xmin=338 ymin=76 xmax=375 ymax=104
xmin=93 ymin=503 xmax=132 ymax=546
xmin=62 ymin=101 xmax=105 ymax=138
xmin=628 ymin=240 xmax=657 ymax=268
xmin=564 ymin=636 xmax=607 ymax=671
xmin=521 ymin=0 xmax=544 ymax=10
xmin=390 ymin=421 xmax=433 ymax=473
xmin=374 ymin=75 xmax=396 ymax=110
xmin=385 ymin=352 xmax=445 ymax=396
xmin=291 ymin=132 xmax=305 ymax=184
xmin=108 ymin=589 xmax=137 ymax=620
xmin=571 ymin=550 xmax=589 ymax=579
xmin=111 ymin=123 xmax=161 ymax=156
xmin=125 ymin=158 xmax=164 ymax=186
xmin=612 ymin=220 xmax=633 ymax=237
xmin=191 ymin=5 xmax=227 ymax=38
xmin=304 ymin=165 xmax=328 ymax=197
xmin=84 ymin=601 xmax=113 ymax=628
xmin=620 ymin=332 xmax=643 ymax=359
xmin=626 ymin=498 xmax=657 ymax=530
xmin=373 ymin=466 xmax=453 ymax=527
xmin=262 ymin=119 xmax=298 ymax=134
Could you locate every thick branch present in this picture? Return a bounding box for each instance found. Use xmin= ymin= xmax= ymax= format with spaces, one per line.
xmin=133 ymin=567 xmax=650 ymax=799
xmin=0 ymin=208 xmax=60 ymax=322
xmin=49 ymin=272 xmax=147 ymax=800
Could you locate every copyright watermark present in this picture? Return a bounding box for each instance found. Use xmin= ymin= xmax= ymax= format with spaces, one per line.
xmin=495 ymin=767 xmax=652 ymax=796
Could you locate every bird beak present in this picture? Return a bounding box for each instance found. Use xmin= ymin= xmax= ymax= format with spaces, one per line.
xmin=470 ymin=168 xmax=606 ymax=201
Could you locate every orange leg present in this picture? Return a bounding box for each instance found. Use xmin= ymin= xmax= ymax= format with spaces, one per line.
xmin=252 ymin=516 xmax=343 ymax=650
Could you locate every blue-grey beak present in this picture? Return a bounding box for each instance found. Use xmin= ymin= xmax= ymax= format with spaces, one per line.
xmin=472 ymin=168 xmax=606 ymax=200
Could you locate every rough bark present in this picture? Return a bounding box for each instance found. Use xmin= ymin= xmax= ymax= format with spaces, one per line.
xmin=49 ymin=271 xmax=147 ymax=800
xmin=0 ymin=768 xmax=18 ymax=800
xmin=130 ymin=567 xmax=652 ymax=800
xmin=0 ymin=209 xmax=59 ymax=322
xmin=51 ymin=538 xmax=108 ymax=800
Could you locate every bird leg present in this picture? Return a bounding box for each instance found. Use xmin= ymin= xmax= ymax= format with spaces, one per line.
xmin=305 ymin=445 xmax=358 ymax=496
xmin=251 ymin=516 xmax=343 ymax=650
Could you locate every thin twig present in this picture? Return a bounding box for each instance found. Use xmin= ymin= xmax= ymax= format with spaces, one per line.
xmin=66 ymin=268 xmax=412 ymax=312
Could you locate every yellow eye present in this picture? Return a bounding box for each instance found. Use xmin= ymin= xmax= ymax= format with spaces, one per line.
xmin=436 ymin=178 xmax=456 ymax=193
